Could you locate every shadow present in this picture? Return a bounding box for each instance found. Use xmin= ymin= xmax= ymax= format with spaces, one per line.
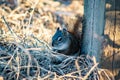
xmin=115 ymin=71 xmax=120 ymax=80
xmin=106 ymin=0 xmax=120 ymax=11
xmin=101 ymin=34 xmax=120 ymax=80
xmin=0 ymin=0 xmax=17 ymax=9
xmin=101 ymin=50 xmax=120 ymax=80
xmin=55 ymin=0 xmax=72 ymax=6
xmin=106 ymin=0 xmax=120 ymax=27
xmin=104 ymin=34 xmax=120 ymax=48
xmin=102 ymin=0 xmax=120 ymax=76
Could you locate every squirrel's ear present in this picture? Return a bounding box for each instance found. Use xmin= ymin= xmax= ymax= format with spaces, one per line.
xmin=57 ymin=27 xmax=60 ymax=31
xmin=62 ymin=28 xmax=68 ymax=35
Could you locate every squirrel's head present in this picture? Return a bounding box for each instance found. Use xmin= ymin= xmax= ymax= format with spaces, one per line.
xmin=52 ymin=27 xmax=71 ymax=53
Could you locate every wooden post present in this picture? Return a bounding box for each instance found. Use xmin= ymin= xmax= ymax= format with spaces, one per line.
xmin=81 ymin=0 xmax=106 ymax=62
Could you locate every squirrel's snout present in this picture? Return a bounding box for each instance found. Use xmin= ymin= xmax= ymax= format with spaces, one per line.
xmin=52 ymin=42 xmax=54 ymax=47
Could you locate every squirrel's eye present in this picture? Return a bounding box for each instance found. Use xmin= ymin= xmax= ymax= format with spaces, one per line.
xmin=57 ymin=37 xmax=62 ymax=41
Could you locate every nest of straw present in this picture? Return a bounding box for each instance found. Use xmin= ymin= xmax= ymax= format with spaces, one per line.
xmin=0 ymin=0 xmax=114 ymax=80
xmin=0 ymin=41 xmax=114 ymax=80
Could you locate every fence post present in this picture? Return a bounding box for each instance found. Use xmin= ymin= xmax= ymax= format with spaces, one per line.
xmin=81 ymin=0 xmax=106 ymax=62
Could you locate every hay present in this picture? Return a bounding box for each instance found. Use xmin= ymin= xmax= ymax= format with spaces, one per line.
xmin=0 ymin=40 xmax=114 ymax=80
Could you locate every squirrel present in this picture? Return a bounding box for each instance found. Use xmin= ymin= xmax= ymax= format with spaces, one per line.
xmin=52 ymin=27 xmax=80 ymax=55
xmin=51 ymin=15 xmax=83 ymax=55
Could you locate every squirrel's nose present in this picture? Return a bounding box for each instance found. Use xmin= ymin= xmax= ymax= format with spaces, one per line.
xmin=52 ymin=41 xmax=55 ymax=47
xmin=52 ymin=42 xmax=54 ymax=46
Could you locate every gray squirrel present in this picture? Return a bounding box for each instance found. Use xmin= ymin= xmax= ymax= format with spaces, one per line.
xmin=52 ymin=27 xmax=80 ymax=55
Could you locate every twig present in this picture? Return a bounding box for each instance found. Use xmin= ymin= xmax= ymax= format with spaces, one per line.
xmin=1 ymin=16 xmax=21 ymax=41
xmin=82 ymin=63 xmax=98 ymax=80
xmin=1 ymin=16 xmax=14 ymax=34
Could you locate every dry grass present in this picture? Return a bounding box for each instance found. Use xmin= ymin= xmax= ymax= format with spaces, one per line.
xmin=0 ymin=41 xmax=114 ymax=80
xmin=0 ymin=0 xmax=114 ymax=80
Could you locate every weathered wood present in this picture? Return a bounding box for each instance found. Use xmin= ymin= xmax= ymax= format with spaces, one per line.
xmin=101 ymin=0 xmax=120 ymax=79
xmin=111 ymin=0 xmax=120 ymax=79
xmin=103 ymin=12 xmax=120 ymax=80
xmin=81 ymin=0 xmax=106 ymax=62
